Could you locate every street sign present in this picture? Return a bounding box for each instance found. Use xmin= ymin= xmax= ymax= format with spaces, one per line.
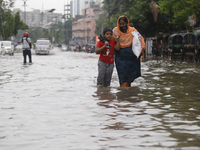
xmin=189 ymin=14 xmax=196 ymax=26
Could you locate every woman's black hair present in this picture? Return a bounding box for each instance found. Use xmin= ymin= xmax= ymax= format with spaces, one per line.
xmin=103 ymin=27 xmax=113 ymax=35
xmin=118 ymin=17 xmax=128 ymax=24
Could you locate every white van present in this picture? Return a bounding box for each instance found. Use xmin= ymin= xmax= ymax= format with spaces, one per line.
xmin=1 ymin=41 xmax=14 ymax=55
xmin=34 ymin=38 xmax=52 ymax=55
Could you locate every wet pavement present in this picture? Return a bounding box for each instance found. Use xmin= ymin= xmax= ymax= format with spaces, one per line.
xmin=0 ymin=49 xmax=200 ymax=150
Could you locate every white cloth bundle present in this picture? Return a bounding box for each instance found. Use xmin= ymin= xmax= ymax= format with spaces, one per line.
xmin=131 ymin=31 xmax=142 ymax=58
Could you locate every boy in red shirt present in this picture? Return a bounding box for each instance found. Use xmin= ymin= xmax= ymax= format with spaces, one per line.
xmin=96 ymin=27 xmax=120 ymax=87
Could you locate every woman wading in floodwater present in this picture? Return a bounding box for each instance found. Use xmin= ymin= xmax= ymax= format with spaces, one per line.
xmin=113 ymin=16 xmax=145 ymax=87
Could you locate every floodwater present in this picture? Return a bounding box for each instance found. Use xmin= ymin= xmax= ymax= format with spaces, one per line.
xmin=0 ymin=49 xmax=200 ymax=150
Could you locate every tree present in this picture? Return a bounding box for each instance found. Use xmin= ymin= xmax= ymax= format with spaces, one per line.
xmin=19 ymin=20 xmax=29 ymax=30
xmin=2 ymin=11 xmax=15 ymax=40
xmin=158 ymin=0 xmax=200 ymax=29
xmin=123 ymin=0 xmax=157 ymax=36
xmin=96 ymin=0 xmax=160 ymax=37
xmin=97 ymin=0 xmax=196 ymax=37
xmin=64 ymin=19 xmax=72 ymax=45
xmin=0 ymin=0 xmax=26 ymax=39
xmin=14 ymin=12 xmax=21 ymax=36
xmin=15 ymin=20 xmax=71 ymax=45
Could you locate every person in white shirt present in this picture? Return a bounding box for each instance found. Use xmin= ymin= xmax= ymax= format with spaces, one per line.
xmin=21 ymin=32 xmax=32 ymax=63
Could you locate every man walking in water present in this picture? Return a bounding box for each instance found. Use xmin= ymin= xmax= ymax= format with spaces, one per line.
xmin=21 ymin=32 xmax=32 ymax=64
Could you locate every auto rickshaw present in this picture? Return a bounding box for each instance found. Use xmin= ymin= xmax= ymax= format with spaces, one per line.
xmin=168 ymin=33 xmax=184 ymax=60
xmin=162 ymin=35 xmax=170 ymax=57
xmin=182 ymin=33 xmax=197 ymax=61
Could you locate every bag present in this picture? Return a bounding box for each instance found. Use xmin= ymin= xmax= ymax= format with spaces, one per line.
xmin=98 ymin=34 xmax=110 ymax=47
xmin=98 ymin=34 xmax=107 ymax=43
xmin=22 ymin=37 xmax=32 ymax=49
xmin=131 ymin=31 xmax=142 ymax=58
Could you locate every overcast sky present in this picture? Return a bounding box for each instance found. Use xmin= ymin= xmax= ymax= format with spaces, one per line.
xmin=14 ymin=0 xmax=69 ymax=14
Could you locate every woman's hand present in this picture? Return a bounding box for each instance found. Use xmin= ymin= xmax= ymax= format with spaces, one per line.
xmin=140 ymin=49 xmax=145 ymax=62
xmin=140 ymin=54 xmax=144 ymax=62
xmin=115 ymin=37 xmax=119 ymax=43
xmin=114 ymin=37 xmax=120 ymax=51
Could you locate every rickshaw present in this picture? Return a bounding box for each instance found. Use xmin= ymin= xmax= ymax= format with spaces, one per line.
xmin=197 ymin=33 xmax=200 ymax=49
xmin=195 ymin=32 xmax=200 ymax=62
xmin=168 ymin=33 xmax=184 ymax=60
xmin=182 ymin=33 xmax=197 ymax=61
xmin=162 ymin=35 xmax=170 ymax=57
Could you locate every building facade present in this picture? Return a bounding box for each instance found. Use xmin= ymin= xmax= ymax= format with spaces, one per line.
xmin=72 ymin=3 xmax=102 ymax=45
xmin=13 ymin=8 xmax=62 ymax=27
xmin=69 ymin=0 xmax=102 ymax=18
xmin=70 ymin=1 xmax=74 ymax=18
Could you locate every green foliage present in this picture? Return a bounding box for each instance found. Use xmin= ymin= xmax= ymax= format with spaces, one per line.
xmin=2 ymin=11 xmax=15 ymax=40
xmin=123 ymin=0 xmax=156 ymax=36
xmin=14 ymin=12 xmax=20 ymax=36
xmin=15 ymin=19 xmax=72 ymax=45
xmin=14 ymin=12 xmax=29 ymax=36
xmin=0 ymin=0 xmax=27 ymax=40
xmin=64 ymin=19 xmax=72 ymax=44
xmin=96 ymin=0 xmax=200 ymax=37
xmin=158 ymin=0 xmax=200 ymax=28
xmin=96 ymin=0 xmax=160 ymax=37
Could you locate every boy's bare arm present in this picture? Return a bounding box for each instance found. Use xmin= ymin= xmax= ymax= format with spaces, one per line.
xmin=114 ymin=38 xmax=120 ymax=51
xmin=96 ymin=41 xmax=109 ymax=54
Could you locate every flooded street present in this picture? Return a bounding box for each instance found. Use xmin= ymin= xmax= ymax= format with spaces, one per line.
xmin=0 ymin=49 xmax=200 ymax=150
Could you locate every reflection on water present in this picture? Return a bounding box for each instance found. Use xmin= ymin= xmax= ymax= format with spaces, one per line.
xmin=140 ymin=58 xmax=200 ymax=149
xmin=0 ymin=52 xmax=200 ymax=149
xmin=94 ymin=86 xmax=147 ymax=132
xmin=116 ymin=86 xmax=142 ymax=102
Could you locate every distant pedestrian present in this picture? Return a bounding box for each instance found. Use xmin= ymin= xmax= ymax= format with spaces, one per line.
xmin=21 ymin=32 xmax=32 ymax=63
xmin=113 ymin=16 xmax=145 ymax=87
xmin=96 ymin=27 xmax=120 ymax=87
xmin=79 ymin=45 xmax=81 ymax=52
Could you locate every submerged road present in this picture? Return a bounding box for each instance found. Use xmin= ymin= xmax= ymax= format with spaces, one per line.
xmin=0 ymin=49 xmax=200 ymax=150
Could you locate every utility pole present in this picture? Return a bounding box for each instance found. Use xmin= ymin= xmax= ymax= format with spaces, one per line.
xmin=64 ymin=0 xmax=71 ymax=45
xmin=108 ymin=1 xmax=110 ymax=27
xmin=84 ymin=1 xmax=88 ymax=45
xmin=41 ymin=4 xmax=44 ymax=27
xmin=22 ymin=0 xmax=27 ymax=24
xmin=48 ymin=9 xmax=55 ymax=43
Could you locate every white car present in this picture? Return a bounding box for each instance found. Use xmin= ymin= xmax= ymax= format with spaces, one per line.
xmin=34 ymin=39 xmax=52 ymax=55
xmin=61 ymin=44 xmax=68 ymax=51
xmin=1 ymin=41 xmax=14 ymax=55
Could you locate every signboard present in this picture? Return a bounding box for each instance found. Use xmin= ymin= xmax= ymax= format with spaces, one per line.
xmin=189 ymin=14 xmax=196 ymax=26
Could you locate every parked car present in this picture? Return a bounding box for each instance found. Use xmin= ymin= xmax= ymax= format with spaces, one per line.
xmin=1 ymin=41 xmax=14 ymax=55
